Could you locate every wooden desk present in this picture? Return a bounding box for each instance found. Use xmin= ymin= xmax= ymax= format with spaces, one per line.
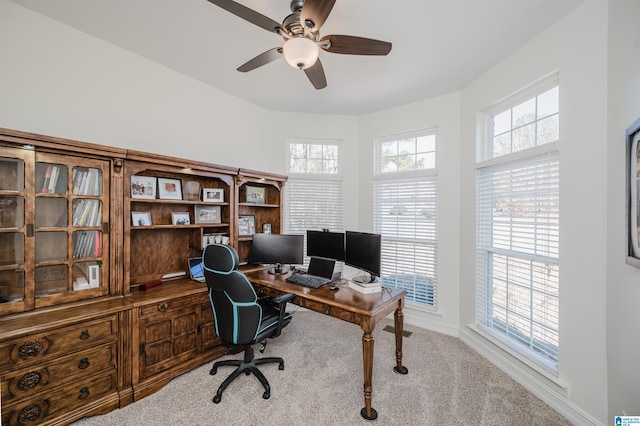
xmin=245 ymin=270 xmax=408 ymax=420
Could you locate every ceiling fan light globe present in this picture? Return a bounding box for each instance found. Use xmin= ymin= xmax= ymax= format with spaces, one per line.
xmin=283 ymin=37 xmax=319 ymax=70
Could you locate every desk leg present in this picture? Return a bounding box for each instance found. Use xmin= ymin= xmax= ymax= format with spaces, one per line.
xmin=393 ymin=306 xmax=409 ymax=375
xmin=361 ymin=329 xmax=377 ymax=420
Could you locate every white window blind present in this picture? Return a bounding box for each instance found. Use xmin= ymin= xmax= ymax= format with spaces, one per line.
xmin=284 ymin=178 xmax=343 ymax=234
xmin=374 ymin=174 xmax=437 ymax=306
xmin=476 ymin=76 xmax=560 ymax=372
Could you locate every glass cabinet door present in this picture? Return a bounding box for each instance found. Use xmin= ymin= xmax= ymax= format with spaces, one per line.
xmin=0 ymin=150 xmax=30 ymax=314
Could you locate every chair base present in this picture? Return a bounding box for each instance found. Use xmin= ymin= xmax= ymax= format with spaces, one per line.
xmin=210 ymin=345 xmax=284 ymax=403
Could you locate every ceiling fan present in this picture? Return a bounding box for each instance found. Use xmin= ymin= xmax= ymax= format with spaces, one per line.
xmin=206 ymin=0 xmax=392 ymax=89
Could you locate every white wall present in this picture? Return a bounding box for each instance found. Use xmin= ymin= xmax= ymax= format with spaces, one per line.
xmin=459 ymin=1 xmax=608 ymax=424
xmin=358 ymin=93 xmax=462 ymax=335
xmin=606 ymin=0 xmax=640 ymax=420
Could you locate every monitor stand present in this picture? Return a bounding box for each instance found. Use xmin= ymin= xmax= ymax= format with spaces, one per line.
xmin=268 ymin=263 xmax=289 ymax=275
xmin=351 ymin=273 xmax=379 ymax=284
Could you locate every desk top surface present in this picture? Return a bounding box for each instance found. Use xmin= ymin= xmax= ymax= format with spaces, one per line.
xmin=245 ymin=269 xmax=407 ymax=318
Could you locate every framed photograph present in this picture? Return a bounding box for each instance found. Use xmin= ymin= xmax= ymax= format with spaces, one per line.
xmin=130 ymin=176 xmax=156 ymax=199
xmin=131 ymin=211 xmax=152 ymax=227
xmin=158 ymin=178 xmax=183 ymax=200
xmin=171 ymin=212 xmax=191 ymax=225
xmin=246 ymin=186 xmax=265 ymax=204
xmin=194 ymin=205 xmax=221 ymax=224
xmin=238 ymin=214 xmax=256 ymax=237
xmin=262 ymin=223 xmax=272 ymax=234
xmin=626 ymin=116 xmax=640 ymax=267
xmin=202 ymin=188 xmax=224 ymax=203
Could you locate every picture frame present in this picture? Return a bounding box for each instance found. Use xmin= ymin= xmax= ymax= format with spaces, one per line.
xmin=130 ymin=175 xmax=156 ymax=199
xmin=262 ymin=223 xmax=272 ymax=234
xmin=131 ymin=211 xmax=152 ymax=227
xmin=626 ymin=116 xmax=640 ymax=267
xmin=171 ymin=211 xmax=191 ymax=225
xmin=238 ymin=214 xmax=256 ymax=237
xmin=245 ymin=186 xmax=265 ymax=204
xmin=194 ymin=205 xmax=221 ymax=224
xmin=202 ymin=188 xmax=224 ymax=203
xmin=157 ymin=177 xmax=183 ymax=200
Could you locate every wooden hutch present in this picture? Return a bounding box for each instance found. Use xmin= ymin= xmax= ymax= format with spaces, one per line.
xmin=0 ymin=128 xmax=286 ymax=425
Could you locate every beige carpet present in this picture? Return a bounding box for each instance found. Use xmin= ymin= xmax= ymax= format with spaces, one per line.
xmin=73 ymin=310 xmax=572 ymax=425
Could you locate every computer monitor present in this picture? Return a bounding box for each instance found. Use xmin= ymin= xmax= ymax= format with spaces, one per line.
xmin=251 ymin=233 xmax=304 ymax=275
xmin=345 ymin=231 xmax=382 ymax=283
xmin=306 ymin=230 xmax=345 ymax=261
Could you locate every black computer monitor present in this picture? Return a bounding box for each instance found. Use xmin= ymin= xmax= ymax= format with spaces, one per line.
xmin=251 ymin=233 xmax=304 ymax=275
xmin=306 ymin=230 xmax=345 ymax=261
xmin=345 ymin=231 xmax=382 ymax=283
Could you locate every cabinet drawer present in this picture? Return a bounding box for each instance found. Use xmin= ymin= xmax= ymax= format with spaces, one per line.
xmin=1 ymin=343 xmax=116 ymax=404
xmin=138 ymin=294 xmax=203 ymax=318
xmin=1 ymin=372 xmax=117 ymax=426
xmin=0 ymin=316 xmax=117 ymax=370
xmin=302 ymin=299 xmax=353 ymax=322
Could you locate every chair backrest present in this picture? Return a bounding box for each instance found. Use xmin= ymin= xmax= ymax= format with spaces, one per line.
xmin=203 ymin=244 xmax=262 ymax=345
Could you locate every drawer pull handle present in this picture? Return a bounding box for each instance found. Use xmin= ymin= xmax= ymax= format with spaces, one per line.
xmin=18 ymin=371 xmax=42 ymax=390
xmin=79 ymin=357 xmax=90 ymax=370
xmin=79 ymin=386 xmax=90 ymax=400
xmin=158 ymin=303 xmax=168 ymax=313
xmin=18 ymin=341 xmax=43 ymax=359
xmin=80 ymin=329 xmax=90 ymax=340
xmin=323 ymin=305 xmax=331 ymax=315
xmin=18 ymin=404 xmax=41 ymax=423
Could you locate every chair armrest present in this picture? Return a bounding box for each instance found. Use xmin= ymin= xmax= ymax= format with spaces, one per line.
xmin=270 ymin=292 xmax=295 ymax=337
xmin=271 ymin=292 xmax=295 ymax=305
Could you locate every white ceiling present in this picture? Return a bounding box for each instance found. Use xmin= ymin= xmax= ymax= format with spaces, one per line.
xmin=11 ymin=0 xmax=583 ymax=115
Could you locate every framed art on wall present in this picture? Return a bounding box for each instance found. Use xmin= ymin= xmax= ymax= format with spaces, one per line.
xmin=626 ymin=116 xmax=640 ymax=267
xmin=158 ymin=178 xmax=183 ymax=200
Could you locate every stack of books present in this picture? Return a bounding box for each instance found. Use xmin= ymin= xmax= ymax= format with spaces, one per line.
xmin=348 ymin=279 xmax=382 ymax=294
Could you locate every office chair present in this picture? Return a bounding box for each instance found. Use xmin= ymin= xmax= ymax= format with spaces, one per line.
xmin=203 ymin=243 xmax=295 ymax=403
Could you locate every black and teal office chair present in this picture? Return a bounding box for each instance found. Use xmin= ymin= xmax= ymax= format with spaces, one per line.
xmin=203 ymin=243 xmax=295 ymax=403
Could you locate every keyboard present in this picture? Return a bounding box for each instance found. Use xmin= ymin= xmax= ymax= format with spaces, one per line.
xmin=286 ymin=273 xmax=331 ymax=289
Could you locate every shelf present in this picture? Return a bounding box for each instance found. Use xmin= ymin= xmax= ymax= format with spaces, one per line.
xmin=132 ymin=198 xmax=229 ymax=206
xmin=131 ymin=223 xmax=229 ymax=231
xmin=238 ymin=203 xmax=279 ymax=208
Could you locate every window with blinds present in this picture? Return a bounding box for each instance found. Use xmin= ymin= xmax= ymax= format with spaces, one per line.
xmin=476 ymin=76 xmax=560 ymax=372
xmin=374 ymin=130 xmax=437 ymax=307
xmin=285 ymin=140 xmax=343 ymax=269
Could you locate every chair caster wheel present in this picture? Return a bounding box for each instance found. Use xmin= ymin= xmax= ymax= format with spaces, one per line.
xmin=278 ymin=362 xmax=284 ymax=370
xmin=213 ymin=395 xmax=221 ymax=404
xmin=210 ymin=367 xmax=217 ymax=375
xmin=245 ymin=370 xmax=251 ymax=375
xmin=262 ymin=391 xmax=270 ymax=399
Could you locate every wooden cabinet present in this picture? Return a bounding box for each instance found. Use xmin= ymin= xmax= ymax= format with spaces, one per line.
xmin=0 ymin=128 xmax=288 ymax=423
xmin=0 ymin=144 xmax=116 ymax=316
xmin=0 ymin=298 xmax=130 ymax=425
xmin=122 ymin=153 xmax=236 ymax=291
xmin=127 ymin=281 xmax=225 ymax=400
xmin=235 ymin=169 xmax=287 ymax=265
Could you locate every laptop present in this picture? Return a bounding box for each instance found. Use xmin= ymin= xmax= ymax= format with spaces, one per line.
xmin=188 ymin=257 xmax=205 ymax=283
xmin=307 ymin=256 xmax=336 ymax=280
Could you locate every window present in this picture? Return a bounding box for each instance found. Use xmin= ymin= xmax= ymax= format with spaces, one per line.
xmin=476 ymin=76 xmax=560 ymax=372
xmin=285 ymin=140 xmax=343 ymax=268
xmin=374 ymin=130 xmax=437 ymax=307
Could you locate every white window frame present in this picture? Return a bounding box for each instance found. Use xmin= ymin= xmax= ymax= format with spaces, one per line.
xmin=475 ymin=74 xmax=560 ymax=373
xmin=285 ymin=138 xmax=344 ymax=269
xmin=373 ymin=128 xmax=438 ymax=308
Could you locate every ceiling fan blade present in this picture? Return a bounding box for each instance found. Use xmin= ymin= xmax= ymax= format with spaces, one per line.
xmin=300 ymin=0 xmax=336 ymax=31
xmin=237 ymin=47 xmax=282 ymax=72
xmin=206 ymin=0 xmax=281 ymax=33
xmin=321 ymin=35 xmax=392 ymax=55
xmin=303 ymin=59 xmax=327 ymax=90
